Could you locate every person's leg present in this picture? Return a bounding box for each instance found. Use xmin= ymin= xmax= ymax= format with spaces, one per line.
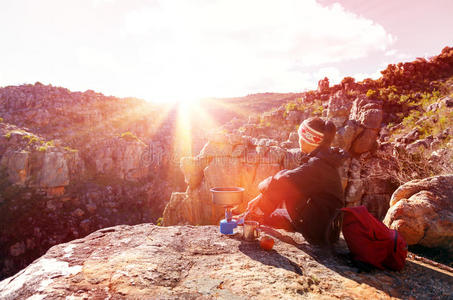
xmin=262 ymin=208 xmax=296 ymax=232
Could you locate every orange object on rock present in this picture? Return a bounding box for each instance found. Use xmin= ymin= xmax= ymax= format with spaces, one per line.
xmin=260 ymin=236 xmax=274 ymax=251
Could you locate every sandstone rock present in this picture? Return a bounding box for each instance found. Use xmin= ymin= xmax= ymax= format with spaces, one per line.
xmin=0 ymin=151 xmax=30 ymax=186
xmin=326 ymin=90 xmax=353 ymax=128
xmin=350 ymin=97 xmax=383 ymax=130
xmin=286 ymin=110 xmax=304 ymax=124
xmin=344 ymin=179 xmax=364 ymax=206
xmin=239 ymin=124 xmax=256 ymax=136
xmin=351 ymin=128 xmax=378 ymax=154
xmin=163 ymin=192 xmax=190 ymax=226
xmin=401 ymin=128 xmax=420 ymax=144
xmin=1 ymin=224 xmax=451 ymax=300
xmin=280 ymin=140 xmax=298 ymax=149
xmin=204 ymin=157 xmax=243 ymax=188
xmin=318 ymin=77 xmax=329 ymax=93
xmin=93 ymin=139 xmax=147 ymax=181
xmin=406 ymin=139 xmax=431 ymax=154
xmin=227 ymin=133 xmax=243 ymax=145
xmin=283 ymin=148 xmax=303 ymax=170
xmin=384 ymin=175 xmax=453 ymax=250
xmin=288 ymin=131 xmax=299 ymax=143
xmin=231 ymin=144 xmax=246 ymax=157
xmin=33 ymin=151 xmax=69 ymax=188
xmin=199 ymin=141 xmax=233 ymax=158
xmin=248 ymin=115 xmax=259 ymax=124
xmin=267 ymin=146 xmax=286 ymax=165
xmin=331 ymin=120 xmax=362 ymax=151
xmin=180 ymin=156 xmax=208 ymax=189
xmin=165 ymin=146 xmax=286 ymax=226
xmin=361 ymin=194 xmax=391 ymax=221
xmin=256 ymin=145 xmax=269 ymax=156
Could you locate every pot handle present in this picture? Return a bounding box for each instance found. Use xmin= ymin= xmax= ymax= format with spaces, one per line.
xmin=255 ymin=227 xmax=260 ymax=239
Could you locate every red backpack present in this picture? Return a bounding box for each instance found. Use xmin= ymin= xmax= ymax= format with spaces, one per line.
xmin=341 ymin=206 xmax=407 ymax=271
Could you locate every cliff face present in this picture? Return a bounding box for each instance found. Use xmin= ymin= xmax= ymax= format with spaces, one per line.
xmin=0 ymin=84 xmax=187 ymax=280
xmin=0 ymin=224 xmax=452 ymax=299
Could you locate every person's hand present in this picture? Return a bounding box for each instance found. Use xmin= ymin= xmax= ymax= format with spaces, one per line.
xmin=233 ymin=194 xmax=265 ymax=224
xmin=233 ymin=208 xmax=262 ymax=224
xmin=236 ymin=208 xmax=264 ymax=224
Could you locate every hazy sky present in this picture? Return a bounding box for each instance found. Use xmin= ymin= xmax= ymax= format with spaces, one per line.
xmin=0 ymin=0 xmax=452 ymax=102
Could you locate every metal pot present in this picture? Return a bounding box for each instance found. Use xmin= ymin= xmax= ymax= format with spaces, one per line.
xmin=210 ymin=187 xmax=244 ymax=206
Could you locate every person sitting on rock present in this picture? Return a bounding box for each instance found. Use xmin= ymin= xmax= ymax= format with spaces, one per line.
xmin=239 ymin=117 xmax=348 ymax=245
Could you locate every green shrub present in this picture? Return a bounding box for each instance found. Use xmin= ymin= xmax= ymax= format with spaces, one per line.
xmin=313 ymin=103 xmax=324 ymax=115
xmin=38 ymin=146 xmax=47 ymax=152
xmin=366 ymin=89 xmax=376 ymax=98
xmin=285 ymin=102 xmax=298 ymax=112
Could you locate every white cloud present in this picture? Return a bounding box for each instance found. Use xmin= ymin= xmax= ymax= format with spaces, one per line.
xmin=76 ymin=47 xmax=118 ymax=70
xmin=0 ymin=0 xmax=397 ymax=101
xmin=385 ymin=49 xmax=397 ymax=56
xmin=92 ymin=0 xmax=116 ymax=8
xmin=313 ymin=67 xmax=342 ymax=85
xmin=118 ymin=0 xmax=395 ymax=99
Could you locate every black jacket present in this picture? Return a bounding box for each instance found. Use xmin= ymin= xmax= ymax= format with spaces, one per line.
xmin=257 ymin=147 xmax=347 ymax=244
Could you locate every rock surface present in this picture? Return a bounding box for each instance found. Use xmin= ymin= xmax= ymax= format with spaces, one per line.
xmin=384 ymin=175 xmax=453 ymax=250
xmin=1 ymin=224 xmax=452 ymax=299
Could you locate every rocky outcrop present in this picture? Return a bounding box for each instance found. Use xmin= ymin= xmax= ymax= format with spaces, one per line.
xmin=329 ymin=93 xmax=383 ymax=154
xmin=163 ymin=133 xmax=299 ymax=226
xmin=0 ymin=125 xmax=82 ymax=189
xmin=1 ymin=224 xmax=452 ymax=299
xmin=383 ymin=175 xmax=453 ymax=251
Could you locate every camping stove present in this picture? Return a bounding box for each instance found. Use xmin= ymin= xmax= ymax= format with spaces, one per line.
xmin=210 ymin=187 xmax=244 ymax=234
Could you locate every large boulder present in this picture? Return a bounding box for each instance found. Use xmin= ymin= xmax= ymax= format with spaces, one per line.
xmin=327 ymin=94 xmax=382 ymax=154
xmin=383 ymin=175 xmax=453 ymax=250
xmin=326 ymin=90 xmax=353 ymax=128
xmin=180 ymin=156 xmax=209 ymax=189
xmin=1 ymin=224 xmax=451 ymax=299
xmin=349 ymin=97 xmax=383 ymax=154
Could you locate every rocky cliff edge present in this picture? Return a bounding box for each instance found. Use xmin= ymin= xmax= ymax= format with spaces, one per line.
xmin=0 ymin=224 xmax=452 ymax=299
